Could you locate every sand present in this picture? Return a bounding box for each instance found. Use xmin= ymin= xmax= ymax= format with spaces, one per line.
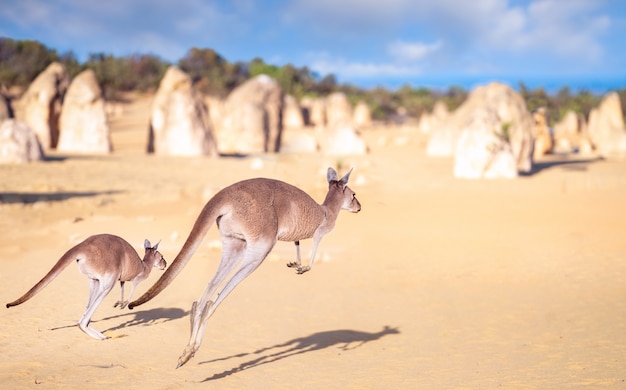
xmin=1 ymin=94 xmax=625 ymax=389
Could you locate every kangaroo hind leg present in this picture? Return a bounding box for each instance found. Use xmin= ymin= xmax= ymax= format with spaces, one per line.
xmin=78 ymin=276 xmax=116 ymax=340
xmin=180 ymin=236 xmax=246 ymax=367
xmin=177 ymin=238 xmax=275 ymax=368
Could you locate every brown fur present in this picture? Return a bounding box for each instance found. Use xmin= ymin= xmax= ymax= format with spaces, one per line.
xmin=128 ymin=167 xmax=361 ymax=367
xmin=6 ymin=234 xmax=166 ymax=339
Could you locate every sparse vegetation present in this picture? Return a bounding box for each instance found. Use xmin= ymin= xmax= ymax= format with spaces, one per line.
xmin=519 ymin=82 xmax=604 ymax=126
xmin=178 ymin=47 xmax=247 ymax=98
xmin=500 ymin=122 xmax=511 ymax=142
xmin=0 ymin=38 xmax=80 ymax=87
xmin=0 ymin=37 xmax=623 ymax=122
xmin=85 ymin=53 xmax=170 ymax=99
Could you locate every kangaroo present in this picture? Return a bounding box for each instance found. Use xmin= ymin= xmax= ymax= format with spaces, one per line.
xmin=128 ymin=167 xmax=361 ymax=368
xmin=6 ymin=234 xmax=167 ymax=340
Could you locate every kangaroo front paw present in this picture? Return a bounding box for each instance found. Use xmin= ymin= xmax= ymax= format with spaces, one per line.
xmin=286 ymin=261 xmax=300 ymax=268
xmin=113 ymin=300 xmax=129 ymax=309
xmin=296 ymin=266 xmax=310 ymax=274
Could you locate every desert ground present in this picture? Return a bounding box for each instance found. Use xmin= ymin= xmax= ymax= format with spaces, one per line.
xmin=1 ymin=94 xmax=625 ymax=389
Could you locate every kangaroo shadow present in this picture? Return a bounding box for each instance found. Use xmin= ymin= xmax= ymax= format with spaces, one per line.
xmin=101 ymin=307 xmax=188 ymax=333
xmin=49 ymin=307 xmax=188 ymax=333
xmin=0 ymin=190 xmax=123 ymax=204
xmin=200 ymin=325 xmax=400 ymax=382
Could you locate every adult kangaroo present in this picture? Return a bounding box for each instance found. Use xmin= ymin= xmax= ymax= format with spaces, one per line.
xmin=6 ymin=234 xmax=167 ymax=340
xmin=128 ymin=167 xmax=361 ymax=368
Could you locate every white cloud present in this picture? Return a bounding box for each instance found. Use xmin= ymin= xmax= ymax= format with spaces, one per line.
xmin=522 ymin=0 xmax=610 ymax=61
xmin=0 ymin=0 xmax=55 ymax=29
xmin=123 ymin=31 xmax=188 ymax=60
xmin=289 ymin=0 xmax=616 ymax=80
xmin=309 ymin=56 xmax=422 ymax=79
xmin=0 ymin=0 xmax=238 ymax=61
xmin=473 ymin=0 xmax=608 ymax=53
xmin=287 ymin=0 xmax=612 ymax=68
xmin=285 ymin=0 xmax=413 ymax=27
xmin=387 ymin=40 xmax=443 ymax=63
xmin=430 ymin=0 xmax=609 ymax=63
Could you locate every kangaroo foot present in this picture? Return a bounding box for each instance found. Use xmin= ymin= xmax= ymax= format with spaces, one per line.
xmin=78 ymin=323 xmax=109 ymax=340
xmin=296 ymin=265 xmax=310 ymax=274
xmin=176 ymin=345 xmax=197 ymax=368
xmin=286 ymin=261 xmax=300 ymax=268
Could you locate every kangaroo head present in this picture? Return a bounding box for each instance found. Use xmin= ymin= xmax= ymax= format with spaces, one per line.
xmin=144 ymin=239 xmax=167 ymax=270
xmin=327 ymin=167 xmax=361 ymax=213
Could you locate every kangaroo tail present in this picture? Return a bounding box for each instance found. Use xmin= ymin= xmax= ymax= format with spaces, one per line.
xmin=129 ymin=200 xmax=221 ymax=309
xmin=6 ymin=246 xmax=79 ymax=308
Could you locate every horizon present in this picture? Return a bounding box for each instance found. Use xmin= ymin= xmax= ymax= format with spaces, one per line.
xmin=4 ymin=36 xmax=623 ymax=96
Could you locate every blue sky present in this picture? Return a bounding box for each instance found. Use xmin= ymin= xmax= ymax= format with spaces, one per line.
xmin=1 ymin=0 xmax=625 ymax=92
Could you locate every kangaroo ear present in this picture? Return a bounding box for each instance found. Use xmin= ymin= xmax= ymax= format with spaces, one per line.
xmin=153 ymin=240 xmax=160 ymax=251
xmin=144 ymin=239 xmax=151 ymax=249
xmin=327 ymin=167 xmax=339 ymax=183
xmin=339 ymin=168 xmax=353 ymax=187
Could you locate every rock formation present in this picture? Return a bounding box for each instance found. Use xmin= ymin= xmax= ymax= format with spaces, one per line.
xmin=454 ymin=108 xmax=518 ymax=179
xmin=217 ymin=102 xmax=267 ymax=155
xmin=205 ymin=95 xmax=225 ymax=134
xmin=426 ymin=124 xmax=456 ymax=156
xmin=215 ymin=74 xmax=283 ymax=154
xmin=0 ymin=120 xmax=44 ymax=163
xmin=216 ymin=75 xmax=283 ymax=154
xmin=57 ymin=69 xmax=111 ymax=154
xmin=0 ymin=86 xmax=12 ymax=122
xmin=280 ymin=129 xmax=319 ymax=153
xmin=280 ymin=95 xmax=318 ymax=153
xmin=18 ymin=62 xmax=69 ymax=149
xmin=353 ymin=101 xmax=373 ymax=129
xmin=283 ymin=95 xmax=305 ymax=130
xmin=418 ymin=101 xmax=449 ymax=135
xmin=301 ymin=96 xmax=326 ymax=127
xmin=325 ymin=92 xmax=352 ymax=128
xmin=532 ymin=107 xmax=553 ymax=159
xmin=148 ymin=66 xmax=218 ymax=156
xmin=553 ymin=110 xmax=593 ymax=155
xmin=427 ymin=83 xmax=534 ymax=177
xmin=318 ymin=123 xmax=368 ymax=156
xmin=587 ymin=92 xmax=626 ymax=157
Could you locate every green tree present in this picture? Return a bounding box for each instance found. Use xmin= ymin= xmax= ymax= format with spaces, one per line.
xmin=129 ymin=54 xmax=169 ymax=92
xmin=0 ymin=38 xmax=59 ymax=88
xmin=58 ymin=51 xmax=82 ymax=79
xmin=84 ymin=53 xmax=131 ymax=98
xmin=248 ymin=57 xmax=280 ymax=79
xmin=179 ymin=47 xmax=246 ymax=97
